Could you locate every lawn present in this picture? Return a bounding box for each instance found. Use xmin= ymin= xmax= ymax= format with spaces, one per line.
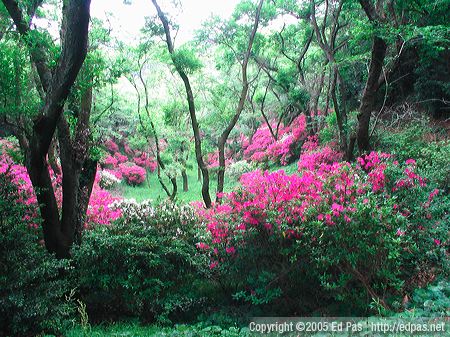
xmin=117 ymin=161 xmax=299 ymax=204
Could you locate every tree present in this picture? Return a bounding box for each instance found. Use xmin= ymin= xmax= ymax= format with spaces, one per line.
xmin=355 ymin=0 xmax=389 ymax=153
xmin=310 ymin=0 xmax=349 ymax=155
xmin=216 ymin=0 xmax=264 ymax=199
xmin=151 ymin=0 xmax=212 ymax=208
xmin=1 ymin=0 xmax=91 ymax=258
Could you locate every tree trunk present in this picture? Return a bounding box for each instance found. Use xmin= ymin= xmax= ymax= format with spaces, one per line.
xmin=152 ymin=0 xmax=210 ymax=207
xmin=182 ymin=169 xmax=188 ymax=192
xmin=357 ymin=36 xmax=387 ymax=153
xmin=7 ymin=0 xmax=92 ymax=257
xmin=197 ymin=165 xmax=202 ymax=182
xmin=216 ymin=0 xmax=264 ymax=201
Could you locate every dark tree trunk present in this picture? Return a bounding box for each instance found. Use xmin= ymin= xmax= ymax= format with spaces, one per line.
xmin=152 ymin=0 xmax=210 ymax=207
xmin=357 ymin=36 xmax=388 ymax=153
xmin=216 ymin=0 xmax=264 ymax=201
xmin=182 ymin=169 xmax=188 ymax=192
xmin=3 ymin=0 xmax=91 ymax=257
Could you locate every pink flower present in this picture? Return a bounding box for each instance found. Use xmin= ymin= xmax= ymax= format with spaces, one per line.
xmin=225 ymin=246 xmax=236 ymax=255
xmin=396 ymin=229 xmax=405 ymax=236
xmin=434 ymin=239 xmax=441 ymax=246
xmin=196 ymin=242 xmax=210 ymax=250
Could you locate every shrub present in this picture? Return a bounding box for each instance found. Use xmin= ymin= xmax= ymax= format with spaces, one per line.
xmin=119 ymin=163 xmax=147 ymax=186
xmin=110 ymin=198 xmax=155 ymax=225
xmin=243 ymin=115 xmax=307 ymax=165
xmin=0 ymin=172 xmax=74 ymax=336
xmin=105 ymin=138 xmax=119 ymax=153
xmin=377 ymin=122 xmax=450 ymax=189
xmin=114 ymin=152 xmax=128 ymax=164
xmin=226 ymin=160 xmax=257 ymax=180
xmin=196 ymin=151 xmax=448 ymax=314
xmin=72 ymin=200 xmax=206 ymax=324
xmin=99 ymin=169 xmax=122 ymax=189
xmin=133 ymin=152 xmax=158 ymax=172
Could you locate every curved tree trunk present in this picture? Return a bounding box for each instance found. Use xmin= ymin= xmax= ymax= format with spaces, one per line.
xmin=3 ymin=0 xmax=91 ymax=257
xmin=152 ymin=0 xmax=211 ymax=207
xmin=357 ymin=36 xmax=387 ymax=153
xmin=216 ymin=0 xmax=264 ymax=201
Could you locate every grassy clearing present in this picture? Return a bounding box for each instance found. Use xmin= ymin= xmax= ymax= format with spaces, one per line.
xmin=116 ymin=160 xmax=299 ymax=204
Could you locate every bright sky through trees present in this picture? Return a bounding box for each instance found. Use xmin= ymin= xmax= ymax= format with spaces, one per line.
xmin=91 ymin=0 xmax=241 ymax=43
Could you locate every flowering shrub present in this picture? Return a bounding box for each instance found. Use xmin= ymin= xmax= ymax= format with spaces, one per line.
xmin=1 ymin=146 xmax=122 ymax=228
xmin=297 ymin=135 xmax=342 ymax=172
xmin=105 ymin=138 xmax=119 ymax=153
xmin=196 ymin=151 xmax=448 ymax=311
xmin=119 ymin=163 xmax=147 ymax=186
xmin=226 ymin=160 xmax=257 ymax=179
xmin=86 ymin=178 xmax=122 ymax=227
xmin=244 ymin=115 xmax=307 ymax=165
xmin=72 ymin=199 xmax=204 ymax=324
xmin=110 ymin=199 xmax=154 ymax=225
xmin=102 ymin=154 xmax=118 ymax=169
xmin=206 ymin=150 xmax=233 ymax=170
xmin=99 ymin=170 xmax=122 ymax=189
xmin=114 ymin=152 xmax=128 ymax=164
xmin=133 ymin=152 xmax=157 ymax=172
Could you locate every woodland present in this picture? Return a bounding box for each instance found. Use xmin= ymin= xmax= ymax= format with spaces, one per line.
xmin=0 ymin=0 xmax=449 ymax=336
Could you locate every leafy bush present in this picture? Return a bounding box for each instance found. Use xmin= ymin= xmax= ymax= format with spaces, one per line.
xmin=196 ymin=150 xmax=449 ymax=314
xmin=377 ymin=121 xmax=450 ymax=189
xmin=0 ymin=172 xmax=74 ymax=336
xmin=72 ymin=201 xmax=206 ymax=324
xmin=397 ymin=280 xmax=450 ymax=318
xmin=99 ymin=169 xmax=122 ymax=189
xmin=119 ymin=162 xmax=147 ymax=186
xmin=110 ymin=198 xmax=154 ymax=225
xmin=243 ymin=115 xmax=307 ymax=165
xmin=226 ymin=160 xmax=257 ymax=180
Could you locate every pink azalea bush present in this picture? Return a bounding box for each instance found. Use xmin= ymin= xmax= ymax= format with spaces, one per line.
xmin=119 ymin=163 xmax=147 ymax=186
xmin=195 ymin=150 xmax=448 ymax=308
xmin=114 ymin=152 xmax=128 ymax=164
xmin=244 ymin=115 xmax=307 ymax=165
xmin=1 ymin=144 xmax=122 ymax=228
xmin=86 ymin=183 xmax=122 ymax=227
xmin=105 ymin=138 xmax=119 ymax=153
xmin=133 ymin=152 xmax=157 ymax=172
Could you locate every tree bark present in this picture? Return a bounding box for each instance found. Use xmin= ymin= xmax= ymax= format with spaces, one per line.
xmin=356 ymin=37 xmax=388 ymax=153
xmin=182 ymin=169 xmax=188 ymax=192
xmin=3 ymin=0 xmax=91 ymax=257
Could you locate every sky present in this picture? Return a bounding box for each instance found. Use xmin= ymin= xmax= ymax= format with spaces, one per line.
xmin=90 ymin=0 xmax=241 ymax=44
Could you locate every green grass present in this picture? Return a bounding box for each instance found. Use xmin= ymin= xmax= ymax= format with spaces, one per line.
xmin=116 ymin=160 xmax=298 ymax=204
xmin=61 ymin=322 xmax=249 ymax=337
xmin=117 ymin=166 xmax=238 ymax=204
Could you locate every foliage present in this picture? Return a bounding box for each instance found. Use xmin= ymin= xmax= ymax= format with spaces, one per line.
xmin=226 ymin=160 xmax=257 ymax=180
xmin=243 ymin=115 xmax=307 ymax=165
xmin=376 ymin=121 xmax=450 ymax=190
xmin=0 ymin=172 xmax=74 ymax=336
xmin=99 ymin=169 xmax=122 ymax=189
xmin=65 ymin=321 xmax=249 ymax=337
xmin=196 ymin=148 xmax=449 ymax=314
xmin=72 ymin=201 xmax=206 ymax=324
xmin=396 ymin=280 xmax=450 ymax=318
xmin=119 ymin=162 xmax=147 ymax=186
